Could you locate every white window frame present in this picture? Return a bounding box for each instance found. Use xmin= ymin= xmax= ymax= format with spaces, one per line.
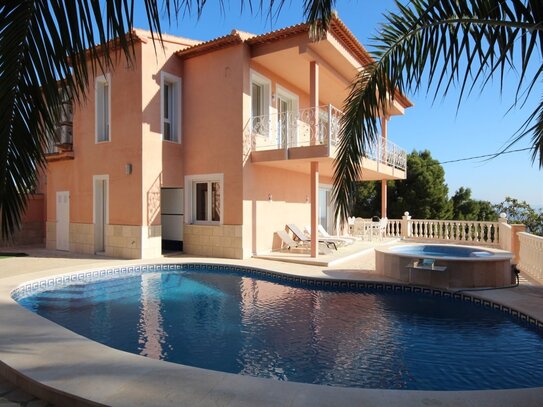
xmin=185 ymin=174 xmax=223 ymax=225
xmin=250 ymin=70 xmax=271 ymax=136
xmin=95 ymin=74 xmax=111 ymax=143
xmin=160 ymin=71 xmax=182 ymax=143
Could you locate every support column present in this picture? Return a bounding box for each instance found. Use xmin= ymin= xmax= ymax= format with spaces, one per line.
xmin=380 ymin=116 xmax=388 ymax=218
xmin=310 ymin=161 xmax=319 ymax=258
xmin=381 ymin=180 xmax=388 ymax=218
xmin=310 ymin=61 xmax=319 ymax=145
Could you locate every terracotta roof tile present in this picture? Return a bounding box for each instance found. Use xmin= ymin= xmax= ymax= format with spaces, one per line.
xmin=176 ymin=31 xmax=244 ymax=58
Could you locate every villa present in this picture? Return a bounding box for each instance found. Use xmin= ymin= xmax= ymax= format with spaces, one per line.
xmin=3 ymin=13 xmax=543 ymax=407
xmin=37 ymin=16 xmax=412 ymax=260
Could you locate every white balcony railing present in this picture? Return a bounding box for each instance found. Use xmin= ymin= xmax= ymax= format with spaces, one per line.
xmin=246 ymin=105 xmax=407 ymax=171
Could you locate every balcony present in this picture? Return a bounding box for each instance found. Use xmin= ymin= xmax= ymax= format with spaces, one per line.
xmin=245 ymin=105 xmax=407 ymax=179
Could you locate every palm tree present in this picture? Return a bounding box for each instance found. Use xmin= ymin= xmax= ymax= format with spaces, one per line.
xmin=0 ymin=0 xmax=327 ymax=240
xmin=0 ymin=0 xmax=172 ymax=238
xmin=319 ymin=0 xmax=543 ymax=222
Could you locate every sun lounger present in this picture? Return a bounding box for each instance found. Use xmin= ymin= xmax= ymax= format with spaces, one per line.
xmin=276 ymin=230 xmax=332 ymax=254
xmin=276 ymin=230 xmax=308 ymax=250
xmin=317 ymin=224 xmax=356 ymax=245
xmin=304 ymin=225 xmax=355 ymax=246
xmin=286 ymin=224 xmax=337 ymax=250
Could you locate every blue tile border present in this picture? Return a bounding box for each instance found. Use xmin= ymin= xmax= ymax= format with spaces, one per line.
xmin=10 ymin=262 xmax=543 ymax=331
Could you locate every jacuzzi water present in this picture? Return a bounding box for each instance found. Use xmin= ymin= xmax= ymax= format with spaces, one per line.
xmin=17 ymin=266 xmax=543 ymax=390
xmin=389 ymin=244 xmax=495 ymax=258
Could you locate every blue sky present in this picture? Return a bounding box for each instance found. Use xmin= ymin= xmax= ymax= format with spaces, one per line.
xmin=133 ymin=1 xmax=542 ymax=207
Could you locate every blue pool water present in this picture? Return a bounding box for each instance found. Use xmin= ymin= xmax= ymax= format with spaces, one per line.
xmin=17 ymin=267 xmax=543 ymax=390
xmin=389 ymin=244 xmax=495 ymax=258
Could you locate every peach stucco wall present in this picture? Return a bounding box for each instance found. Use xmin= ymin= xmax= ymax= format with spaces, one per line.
xmin=141 ymin=38 xmax=186 ymax=227
xmin=46 ymin=36 xmax=192 ymax=257
xmin=47 ymin=45 xmax=144 ymax=226
xmin=182 ymin=44 xmax=247 ymax=225
xmin=242 ymin=162 xmax=333 ymax=255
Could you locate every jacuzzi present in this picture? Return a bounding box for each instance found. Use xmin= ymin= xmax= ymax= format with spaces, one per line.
xmin=375 ymin=244 xmax=513 ymax=289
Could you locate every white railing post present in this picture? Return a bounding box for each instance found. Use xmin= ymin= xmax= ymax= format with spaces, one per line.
xmin=498 ymin=213 xmax=509 ymax=251
xmin=401 ymin=211 xmax=411 ymax=239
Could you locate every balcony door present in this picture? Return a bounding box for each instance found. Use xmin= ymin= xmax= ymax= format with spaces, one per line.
xmin=276 ymin=86 xmax=298 ymax=149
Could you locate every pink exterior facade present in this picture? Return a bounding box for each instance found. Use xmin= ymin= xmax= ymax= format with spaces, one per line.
xmin=44 ymin=18 xmax=411 ymax=259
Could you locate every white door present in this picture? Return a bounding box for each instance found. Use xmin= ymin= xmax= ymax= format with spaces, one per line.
xmin=56 ymin=191 xmax=69 ymax=250
xmin=94 ymin=178 xmax=108 ymax=253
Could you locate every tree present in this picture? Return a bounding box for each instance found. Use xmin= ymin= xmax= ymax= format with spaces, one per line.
xmin=389 ymin=150 xmax=452 ymax=219
xmin=495 ymin=196 xmax=543 ymax=236
xmin=352 ymin=181 xmax=380 ymax=218
xmin=327 ymin=0 xmax=543 ymax=223
xmin=451 ymin=187 xmax=497 ymax=221
xmin=353 ymin=151 xmax=455 ymax=220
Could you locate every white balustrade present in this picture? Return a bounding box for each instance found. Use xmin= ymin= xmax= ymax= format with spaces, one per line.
xmin=386 ymin=219 xmax=402 ymax=237
xmin=498 ymin=222 xmax=512 ymax=252
xmin=396 ymin=219 xmax=500 ymax=246
xmin=517 ymin=232 xmax=543 ymax=283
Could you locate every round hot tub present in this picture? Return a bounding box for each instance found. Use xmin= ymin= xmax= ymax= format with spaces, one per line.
xmin=375 ymin=244 xmax=513 ymax=288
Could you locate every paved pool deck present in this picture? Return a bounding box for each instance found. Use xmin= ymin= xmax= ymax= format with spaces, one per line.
xmin=0 ymin=246 xmax=542 ymax=407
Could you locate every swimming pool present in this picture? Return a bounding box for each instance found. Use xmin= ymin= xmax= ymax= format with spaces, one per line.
xmin=375 ymin=244 xmax=513 ymax=288
xmin=15 ymin=264 xmax=543 ymax=391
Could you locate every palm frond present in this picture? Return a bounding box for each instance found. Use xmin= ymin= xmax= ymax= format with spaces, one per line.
xmin=0 ymin=0 xmax=158 ymax=239
xmin=303 ymin=0 xmax=336 ymax=39
xmin=333 ymin=0 xmax=543 ymax=223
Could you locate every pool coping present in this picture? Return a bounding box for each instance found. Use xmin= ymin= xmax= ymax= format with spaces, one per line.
xmin=375 ymin=243 xmax=513 ymax=261
xmin=1 ymin=256 xmax=543 ymax=407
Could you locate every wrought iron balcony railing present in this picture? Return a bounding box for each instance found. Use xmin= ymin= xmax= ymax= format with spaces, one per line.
xmin=246 ymin=104 xmax=407 ymax=171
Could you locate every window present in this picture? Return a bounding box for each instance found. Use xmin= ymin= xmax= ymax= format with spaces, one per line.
xmin=185 ymin=174 xmax=223 ymax=224
xmin=250 ymin=70 xmax=271 ymax=135
xmin=95 ymin=75 xmax=110 ymax=142
xmin=161 ymin=72 xmax=181 ymax=143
